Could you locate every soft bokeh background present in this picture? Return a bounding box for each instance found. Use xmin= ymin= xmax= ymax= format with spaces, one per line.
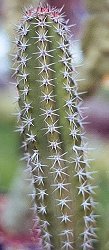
xmin=0 ymin=0 xmax=109 ymax=249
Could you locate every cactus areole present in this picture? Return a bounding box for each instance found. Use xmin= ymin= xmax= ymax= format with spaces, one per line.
xmin=14 ymin=3 xmax=97 ymax=250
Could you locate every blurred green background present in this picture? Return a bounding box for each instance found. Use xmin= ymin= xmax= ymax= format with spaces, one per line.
xmin=0 ymin=120 xmax=19 ymax=191
xmin=0 ymin=84 xmax=19 ymax=191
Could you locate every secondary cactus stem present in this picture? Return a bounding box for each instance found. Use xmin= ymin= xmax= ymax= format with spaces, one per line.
xmin=13 ymin=3 xmax=97 ymax=250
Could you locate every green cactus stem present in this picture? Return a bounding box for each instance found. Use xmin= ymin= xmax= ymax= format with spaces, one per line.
xmin=13 ymin=3 xmax=97 ymax=250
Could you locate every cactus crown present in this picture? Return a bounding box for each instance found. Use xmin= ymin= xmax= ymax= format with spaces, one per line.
xmin=13 ymin=3 xmax=97 ymax=250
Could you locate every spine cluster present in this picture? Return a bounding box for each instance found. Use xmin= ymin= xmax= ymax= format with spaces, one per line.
xmin=13 ymin=3 xmax=97 ymax=250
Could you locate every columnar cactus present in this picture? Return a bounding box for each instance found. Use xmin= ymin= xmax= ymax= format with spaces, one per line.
xmin=13 ymin=3 xmax=97 ymax=250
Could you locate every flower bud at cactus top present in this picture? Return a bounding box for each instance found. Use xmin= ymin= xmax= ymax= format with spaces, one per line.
xmin=14 ymin=3 xmax=97 ymax=250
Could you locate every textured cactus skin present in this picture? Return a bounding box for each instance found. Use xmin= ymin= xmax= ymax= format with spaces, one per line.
xmin=14 ymin=3 xmax=97 ymax=250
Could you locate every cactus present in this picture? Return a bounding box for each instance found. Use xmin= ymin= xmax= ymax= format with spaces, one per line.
xmin=13 ymin=3 xmax=97 ymax=250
